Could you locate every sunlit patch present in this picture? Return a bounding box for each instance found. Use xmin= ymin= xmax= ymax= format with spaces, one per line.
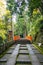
xmin=12 ymin=14 xmax=17 ymax=24
xmin=0 ymin=0 xmax=7 ymax=18
xmin=33 ymin=8 xmax=40 ymax=15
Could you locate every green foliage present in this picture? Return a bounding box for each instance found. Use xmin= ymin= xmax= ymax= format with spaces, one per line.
xmin=0 ymin=36 xmax=3 ymax=44
xmin=29 ymin=0 xmax=41 ymax=15
xmin=0 ymin=0 xmax=43 ymax=43
xmin=29 ymin=15 xmax=43 ymax=40
xmin=7 ymin=0 xmax=16 ymax=14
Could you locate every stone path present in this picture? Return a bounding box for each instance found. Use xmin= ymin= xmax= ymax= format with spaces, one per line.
xmin=0 ymin=40 xmax=43 ymax=65
xmin=6 ymin=44 xmax=20 ymax=65
xmin=27 ymin=44 xmax=40 ymax=65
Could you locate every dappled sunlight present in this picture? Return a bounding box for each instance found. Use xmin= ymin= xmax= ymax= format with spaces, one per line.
xmin=0 ymin=0 xmax=7 ymax=18
xmin=33 ymin=8 xmax=41 ymax=15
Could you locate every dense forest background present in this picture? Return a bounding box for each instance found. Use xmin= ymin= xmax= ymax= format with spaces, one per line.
xmin=0 ymin=0 xmax=43 ymax=44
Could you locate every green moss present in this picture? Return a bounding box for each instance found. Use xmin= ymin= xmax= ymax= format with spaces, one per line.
xmin=0 ymin=44 xmax=13 ymax=58
xmin=33 ymin=44 xmax=43 ymax=54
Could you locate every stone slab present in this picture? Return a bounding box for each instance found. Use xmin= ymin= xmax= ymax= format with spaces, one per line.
xmin=32 ymin=48 xmax=37 ymax=50
xmin=17 ymin=54 xmax=31 ymax=62
xmin=29 ymin=44 xmax=34 ymax=47
xmin=0 ymin=63 xmax=6 ymax=65
xmin=6 ymin=44 xmax=20 ymax=65
xmin=20 ymin=47 xmax=27 ymax=50
xmin=0 ymin=59 xmax=7 ymax=62
xmin=20 ymin=47 xmax=27 ymax=48
xmin=19 ymin=50 xmax=29 ymax=54
xmin=36 ymin=54 xmax=43 ymax=62
xmin=20 ymin=45 xmax=26 ymax=47
xmin=31 ymin=47 xmax=35 ymax=49
xmin=6 ymin=50 xmax=13 ymax=54
xmin=33 ymin=50 xmax=40 ymax=54
xmin=30 ymin=45 xmax=35 ymax=48
xmin=10 ymin=45 xmax=16 ymax=49
xmin=0 ymin=54 xmax=11 ymax=60
xmin=10 ymin=47 xmax=15 ymax=49
xmin=27 ymin=44 xmax=41 ymax=65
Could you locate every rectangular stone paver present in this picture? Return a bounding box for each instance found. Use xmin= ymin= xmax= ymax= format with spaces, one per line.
xmin=29 ymin=44 xmax=34 ymax=47
xmin=20 ymin=47 xmax=27 ymax=50
xmin=20 ymin=45 xmax=26 ymax=47
xmin=10 ymin=47 xmax=15 ymax=49
xmin=6 ymin=49 xmax=13 ymax=54
xmin=32 ymin=48 xmax=37 ymax=50
xmin=27 ymin=44 xmax=41 ymax=65
xmin=10 ymin=45 xmax=16 ymax=49
xmin=31 ymin=47 xmax=35 ymax=49
xmin=0 ymin=62 xmax=6 ymax=65
xmin=0 ymin=54 xmax=11 ymax=60
xmin=6 ymin=51 xmax=13 ymax=54
xmin=0 ymin=59 xmax=7 ymax=62
xmin=19 ymin=50 xmax=29 ymax=54
xmin=33 ymin=50 xmax=40 ymax=54
xmin=35 ymin=54 xmax=43 ymax=62
xmin=17 ymin=54 xmax=31 ymax=63
xmin=6 ymin=44 xmax=20 ymax=65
